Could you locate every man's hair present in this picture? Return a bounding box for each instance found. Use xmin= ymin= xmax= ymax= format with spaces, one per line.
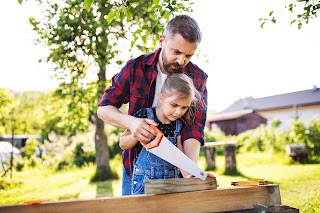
xmin=164 ymin=14 xmax=202 ymax=43
xmin=161 ymin=73 xmax=203 ymax=125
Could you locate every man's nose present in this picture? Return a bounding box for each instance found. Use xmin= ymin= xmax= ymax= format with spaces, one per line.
xmin=176 ymin=55 xmax=185 ymax=65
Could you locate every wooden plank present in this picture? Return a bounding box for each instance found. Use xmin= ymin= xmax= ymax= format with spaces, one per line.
xmin=145 ymin=177 xmax=217 ymax=194
xmin=0 ymin=184 xmax=282 ymax=213
xmin=231 ymin=179 xmax=268 ymax=186
xmin=204 ymin=140 xmax=237 ymax=147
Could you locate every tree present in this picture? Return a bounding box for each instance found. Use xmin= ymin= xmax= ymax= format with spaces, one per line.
xmin=0 ymin=88 xmax=16 ymax=134
xmin=260 ymin=0 xmax=320 ymax=29
xmin=28 ymin=0 xmax=192 ymax=180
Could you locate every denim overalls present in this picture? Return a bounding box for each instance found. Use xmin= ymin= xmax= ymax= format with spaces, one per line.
xmin=131 ymin=108 xmax=182 ymax=195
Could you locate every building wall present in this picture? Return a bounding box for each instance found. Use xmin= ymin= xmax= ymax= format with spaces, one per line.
xmin=256 ymin=105 xmax=320 ymax=129
xmin=209 ymin=113 xmax=267 ymax=135
xmin=237 ymin=114 xmax=267 ymax=133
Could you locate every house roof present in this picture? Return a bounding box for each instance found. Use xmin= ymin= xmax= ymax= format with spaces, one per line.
xmin=220 ymin=86 xmax=320 ymax=114
xmin=207 ymin=109 xmax=254 ymax=122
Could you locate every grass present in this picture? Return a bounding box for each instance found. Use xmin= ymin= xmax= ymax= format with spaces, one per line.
xmin=1 ymin=152 xmax=319 ymax=213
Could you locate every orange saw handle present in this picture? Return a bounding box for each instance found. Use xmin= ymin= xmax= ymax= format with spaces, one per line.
xmin=140 ymin=125 xmax=163 ymax=149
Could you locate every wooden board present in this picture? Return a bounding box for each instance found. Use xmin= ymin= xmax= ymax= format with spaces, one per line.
xmin=145 ymin=177 xmax=217 ymax=194
xmin=204 ymin=140 xmax=237 ymax=147
xmin=0 ymin=184 xmax=281 ymax=213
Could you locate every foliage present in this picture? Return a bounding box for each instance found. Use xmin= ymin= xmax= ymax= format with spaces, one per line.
xmin=209 ymin=118 xmax=320 ymax=160
xmin=41 ymin=90 xmax=93 ymax=141
xmin=23 ymin=138 xmax=40 ymax=158
xmin=204 ymin=127 xmax=228 ymax=155
xmin=0 ymin=89 xmax=48 ymax=136
xmin=56 ymin=141 xmax=95 ymax=171
xmin=260 ymin=0 xmax=320 ymax=29
xmin=73 ymin=142 xmax=95 ymax=167
xmin=0 ymin=88 xmax=17 ymax=134
xmin=304 ymin=118 xmax=320 ymax=157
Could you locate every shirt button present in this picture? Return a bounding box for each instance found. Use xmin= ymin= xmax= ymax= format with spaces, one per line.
xmin=136 ymin=168 xmax=139 ymax=171
xmin=133 ymin=181 xmax=137 ymax=184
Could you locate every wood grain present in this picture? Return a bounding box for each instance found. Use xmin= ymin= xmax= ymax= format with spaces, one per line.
xmin=0 ymin=184 xmax=282 ymax=213
xmin=145 ymin=177 xmax=217 ymax=194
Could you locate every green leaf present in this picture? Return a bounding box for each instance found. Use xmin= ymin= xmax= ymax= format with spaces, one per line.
xmin=107 ymin=11 xmax=116 ymax=23
xmin=164 ymin=10 xmax=170 ymax=20
xmin=269 ymin=11 xmax=273 ymax=17
xmin=260 ymin=22 xmax=265 ymax=28
xmin=271 ymin=17 xmax=276 ymax=24
xmin=288 ymin=3 xmax=293 ymax=13
xmin=18 ymin=0 xmax=23 ymax=4
xmin=153 ymin=0 xmax=160 ymax=5
xmin=115 ymin=11 xmax=120 ymax=19
xmin=84 ymin=0 xmax=94 ymax=11
xmin=142 ymin=35 xmax=147 ymax=44
xmin=126 ymin=10 xmax=133 ymax=20
xmin=290 ymin=20 xmax=296 ymax=25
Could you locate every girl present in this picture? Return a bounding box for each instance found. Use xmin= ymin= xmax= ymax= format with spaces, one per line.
xmin=119 ymin=73 xmax=204 ymax=195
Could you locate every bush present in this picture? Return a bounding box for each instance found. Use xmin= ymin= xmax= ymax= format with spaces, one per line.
xmin=24 ymin=138 xmax=40 ymax=158
xmin=73 ymin=142 xmax=95 ymax=167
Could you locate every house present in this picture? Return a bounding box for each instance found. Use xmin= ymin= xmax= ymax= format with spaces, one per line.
xmin=206 ymin=109 xmax=267 ymax=135
xmin=207 ymin=85 xmax=320 ymax=135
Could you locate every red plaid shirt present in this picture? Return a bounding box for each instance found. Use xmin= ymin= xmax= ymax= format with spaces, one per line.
xmin=98 ymin=48 xmax=208 ymax=178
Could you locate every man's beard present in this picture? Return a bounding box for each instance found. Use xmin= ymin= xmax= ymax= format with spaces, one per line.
xmin=162 ymin=52 xmax=183 ymax=75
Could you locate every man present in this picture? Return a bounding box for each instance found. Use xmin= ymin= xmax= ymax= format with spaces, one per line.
xmin=97 ymin=14 xmax=210 ymax=195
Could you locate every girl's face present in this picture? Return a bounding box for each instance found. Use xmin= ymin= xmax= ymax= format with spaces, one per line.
xmin=158 ymin=92 xmax=192 ymax=123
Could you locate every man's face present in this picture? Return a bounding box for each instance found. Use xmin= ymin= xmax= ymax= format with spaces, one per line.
xmin=159 ymin=34 xmax=199 ymax=75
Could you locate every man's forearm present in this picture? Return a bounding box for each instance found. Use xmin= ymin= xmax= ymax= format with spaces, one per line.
xmin=97 ymin=105 xmax=133 ymax=129
xmin=183 ymin=138 xmax=201 ymax=163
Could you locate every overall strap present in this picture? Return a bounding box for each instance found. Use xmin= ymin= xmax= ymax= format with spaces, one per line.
xmin=173 ymin=119 xmax=182 ymax=137
xmin=146 ymin=108 xmax=155 ymax=120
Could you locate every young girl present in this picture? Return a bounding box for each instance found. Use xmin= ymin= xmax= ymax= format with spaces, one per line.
xmin=119 ymin=73 xmax=204 ymax=195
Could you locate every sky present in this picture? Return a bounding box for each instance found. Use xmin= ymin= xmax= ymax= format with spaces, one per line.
xmin=1 ymin=0 xmax=319 ymax=112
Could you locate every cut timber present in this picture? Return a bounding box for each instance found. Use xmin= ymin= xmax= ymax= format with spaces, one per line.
xmin=0 ymin=184 xmax=282 ymax=213
xmin=231 ymin=179 xmax=269 ymax=186
xmin=145 ymin=177 xmax=217 ymax=194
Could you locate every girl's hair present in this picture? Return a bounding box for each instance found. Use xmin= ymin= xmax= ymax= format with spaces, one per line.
xmin=160 ymin=73 xmax=204 ymax=125
xmin=164 ymin=14 xmax=202 ymax=43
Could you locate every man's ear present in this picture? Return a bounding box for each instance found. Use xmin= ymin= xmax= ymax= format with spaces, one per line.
xmin=159 ymin=35 xmax=165 ymax=48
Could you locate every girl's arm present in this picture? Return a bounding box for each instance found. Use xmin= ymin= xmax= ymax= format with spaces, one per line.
xmin=119 ymin=129 xmax=139 ymax=150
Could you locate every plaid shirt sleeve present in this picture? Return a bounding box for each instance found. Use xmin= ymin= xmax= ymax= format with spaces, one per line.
xmin=181 ymin=65 xmax=208 ymax=146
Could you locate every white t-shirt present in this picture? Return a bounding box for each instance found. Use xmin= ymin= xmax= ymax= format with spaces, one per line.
xmin=152 ymin=63 xmax=167 ymax=107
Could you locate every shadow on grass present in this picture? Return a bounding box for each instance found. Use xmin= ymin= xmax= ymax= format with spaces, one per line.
xmin=95 ymin=181 xmax=114 ymax=198
xmin=58 ymin=192 xmax=81 ymax=200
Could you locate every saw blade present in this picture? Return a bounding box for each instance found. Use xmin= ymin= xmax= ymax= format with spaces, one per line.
xmin=147 ymin=136 xmax=207 ymax=181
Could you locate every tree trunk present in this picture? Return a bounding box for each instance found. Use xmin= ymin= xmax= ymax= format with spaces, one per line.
xmin=94 ymin=114 xmax=111 ymax=180
xmin=93 ymin=66 xmax=112 ymax=180
xmin=205 ymin=147 xmax=216 ymax=170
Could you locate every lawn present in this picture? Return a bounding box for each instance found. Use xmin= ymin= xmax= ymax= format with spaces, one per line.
xmin=0 ymin=152 xmax=319 ymax=213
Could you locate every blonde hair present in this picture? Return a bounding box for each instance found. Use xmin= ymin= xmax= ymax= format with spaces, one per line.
xmin=161 ymin=73 xmax=203 ymax=125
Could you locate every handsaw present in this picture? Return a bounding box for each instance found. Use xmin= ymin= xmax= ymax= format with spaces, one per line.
xmin=140 ymin=125 xmax=207 ymax=181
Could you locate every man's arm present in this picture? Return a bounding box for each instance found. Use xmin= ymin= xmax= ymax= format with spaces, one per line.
xmin=97 ymin=105 xmax=157 ymax=142
xmin=183 ymin=138 xmax=200 ymax=163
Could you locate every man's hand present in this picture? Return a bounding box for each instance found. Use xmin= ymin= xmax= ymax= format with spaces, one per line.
xmin=128 ymin=118 xmax=158 ymax=142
